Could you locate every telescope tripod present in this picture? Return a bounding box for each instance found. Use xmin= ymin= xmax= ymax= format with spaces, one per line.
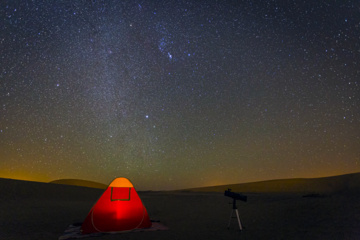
xmin=228 ymin=198 xmax=243 ymax=230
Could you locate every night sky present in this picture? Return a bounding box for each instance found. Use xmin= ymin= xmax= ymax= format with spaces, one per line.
xmin=1 ymin=0 xmax=359 ymax=190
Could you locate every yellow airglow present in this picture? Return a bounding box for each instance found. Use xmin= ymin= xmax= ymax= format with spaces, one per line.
xmin=0 ymin=169 xmax=50 ymax=183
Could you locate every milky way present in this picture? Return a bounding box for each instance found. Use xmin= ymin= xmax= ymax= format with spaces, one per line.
xmin=1 ymin=1 xmax=359 ymax=190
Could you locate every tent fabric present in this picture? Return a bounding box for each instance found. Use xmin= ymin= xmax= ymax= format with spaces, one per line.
xmin=80 ymin=177 xmax=152 ymax=234
xmin=109 ymin=177 xmax=134 ymax=188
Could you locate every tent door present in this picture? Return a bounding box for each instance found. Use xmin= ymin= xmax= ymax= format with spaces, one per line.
xmin=110 ymin=187 xmax=131 ymax=201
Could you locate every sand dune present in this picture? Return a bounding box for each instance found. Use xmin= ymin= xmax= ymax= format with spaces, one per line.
xmin=49 ymin=179 xmax=107 ymax=189
xmin=183 ymin=172 xmax=360 ymax=194
xmin=1 ymin=174 xmax=360 ymax=240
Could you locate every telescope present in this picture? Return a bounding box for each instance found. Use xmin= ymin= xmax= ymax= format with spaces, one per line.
xmin=224 ymin=189 xmax=247 ymax=202
xmin=224 ymin=189 xmax=247 ymax=230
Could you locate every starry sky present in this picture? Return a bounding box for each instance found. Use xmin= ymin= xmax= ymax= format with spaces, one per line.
xmin=1 ymin=0 xmax=359 ymax=190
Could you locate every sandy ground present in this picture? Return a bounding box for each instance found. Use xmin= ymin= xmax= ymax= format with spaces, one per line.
xmin=1 ymin=178 xmax=360 ymax=240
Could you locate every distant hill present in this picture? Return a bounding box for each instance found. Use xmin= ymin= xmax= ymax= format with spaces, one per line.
xmin=0 ymin=177 xmax=103 ymax=201
xmin=49 ymin=179 xmax=107 ymax=189
xmin=182 ymin=172 xmax=360 ymax=194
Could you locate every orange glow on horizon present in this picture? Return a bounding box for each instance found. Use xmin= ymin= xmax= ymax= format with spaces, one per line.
xmin=0 ymin=169 xmax=51 ymax=183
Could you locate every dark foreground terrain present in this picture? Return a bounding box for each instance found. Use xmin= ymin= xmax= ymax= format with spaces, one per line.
xmin=1 ymin=175 xmax=360 ymax=240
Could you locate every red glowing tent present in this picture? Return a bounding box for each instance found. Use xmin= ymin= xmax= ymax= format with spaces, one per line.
xmin=81 ymin=177 xmax=152 ymax=234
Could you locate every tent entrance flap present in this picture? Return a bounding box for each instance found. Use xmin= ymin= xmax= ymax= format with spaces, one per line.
xmin=111 ymin=187 xmax=131 ymax=201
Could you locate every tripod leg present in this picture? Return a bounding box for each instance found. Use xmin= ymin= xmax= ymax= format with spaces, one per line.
xmin=227 ymin=210 xmax=234 ymax=228
xmin=235 ymin=209 xmax=242 ymax=230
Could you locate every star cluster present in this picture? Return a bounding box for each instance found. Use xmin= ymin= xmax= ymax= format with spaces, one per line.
xmin=1 ymin=0 xmax=359 ymax=190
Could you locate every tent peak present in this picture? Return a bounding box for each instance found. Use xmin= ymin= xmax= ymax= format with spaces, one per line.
xmin=109 ymin=178 xmax=134 ymax=188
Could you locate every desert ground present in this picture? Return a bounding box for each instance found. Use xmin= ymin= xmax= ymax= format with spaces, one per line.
xmin=1 ymin=173 xmax=360 ymax=240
